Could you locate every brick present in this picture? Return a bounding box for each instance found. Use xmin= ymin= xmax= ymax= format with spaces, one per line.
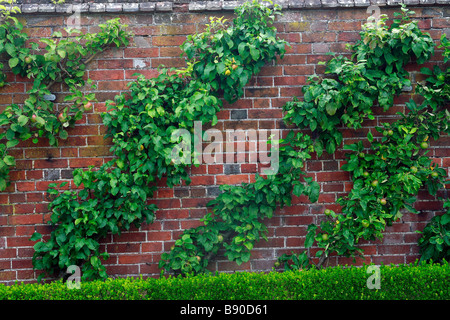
xmin=245 ymin=88 xmax=278 ymax=98
xmin=152 ymin=36 xmax=187 ymax=47
xmin=33 ymin=159 xmax=68 ymax=169
xmin=337 ymin=32 xmax=361 ymax=42
xmin=16 ymin=182 xmax=35 ymax=192
xmin=14 ymin=204 xmax=35 ymax=215
xmin=248 ymin=109 xmax=283 ymax=119
xmin=69 ymin=158 xmax=104 ymax=168
xmin=284 ymin=65 xmax=315 ymax=75
xmin=285 ymin=22 xmax=311 ymax=32
xmin=9 ymin=215 xmax=42 ymax=226
xmin=89 ymin=70 xmax=124 ymax=81
xmin=181 ymin=197 xmax=212 ymax=208
xmin=189 ymin=176 xmax=215 ymax=186
xmin=316 ymin=171 xmax=350 ymax=182
xmin=216 ymin=174 xmax=249 ymax=185
xmin=79 ymin=146 xmax=112 ymax=157
xmin=230 ymin=109 xmax=248 ymax=120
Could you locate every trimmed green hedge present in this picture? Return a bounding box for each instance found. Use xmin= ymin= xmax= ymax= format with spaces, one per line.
xmin=1 ymin=263 xmax=448 ymax=300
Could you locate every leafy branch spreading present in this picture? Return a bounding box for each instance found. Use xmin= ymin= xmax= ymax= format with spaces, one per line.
xmin=0 ymin=15 xmax=131 ymax=191
xmin=159 ymin=132 xmax=319 ymax=274
xmin=30 ymin=0 xmax=291 ymax=281
xmin=282 ymin=6 xmax=435 ymax=156
xmin=278 ymin=6 xmax=449 ymax=270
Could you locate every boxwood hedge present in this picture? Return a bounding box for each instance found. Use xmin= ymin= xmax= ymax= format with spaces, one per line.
xmin=0 ymin=263 xmax=448 ymax=300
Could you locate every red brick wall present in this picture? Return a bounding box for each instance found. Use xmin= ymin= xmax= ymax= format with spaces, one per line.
xmin=0 ymin=5 xmax=449 ymax=284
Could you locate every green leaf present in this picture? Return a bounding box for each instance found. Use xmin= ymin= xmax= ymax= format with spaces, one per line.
xmin=73 ymin=174 xmax=83 ymax=187
xmin=238 ymin=42 xmax=248 ymax=59
xmin=308 ymin=181 xmax=320 ymax=203
xmin=3 ymin=156 xmax=15 ymax=166
xmin=18 ymin=115 xmax=28 ymax=126
xmin=326 ymin=103 xmax=337 ymax=116
xmin=441 ymin=214 xmax=450 ymax=225
xmin=59 ymin=130 xmax=68 ymax=140
xmin=249 ymin=46 xmax=260 ymax=61
xmin=9 ymin=57 xmax=19 ymax=68
xmin=367 ymin=130 xmax=373 ymax=143
xmin=29 ymin=232 xmax=42 ymax=241
xmin=6 ymin=139 xmax=19 ymax=148
xmin=5 ymin=43 xmax=15 ymax=56
xmin=35 ymin=116 xmax=45 ymax=126
xmin=305 ymin=225 xmax=317 ymax=248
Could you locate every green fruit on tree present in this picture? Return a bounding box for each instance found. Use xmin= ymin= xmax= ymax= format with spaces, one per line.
xmin=380 ymin=198 xmax=387 ymax=206
xmin=324 ymin=209 xmax=332 ymax=216
xmin=410 ymin=166 xmax=418 ymax=173
xmin=431 ymin=171 xmax=439 ymax=178
xmin=321 ymin=233 xmax=329 ymax=241
xmin=217 ymin=234 xmax=224 ymax=243
xmin=245 ymin=223 xmax=253 ymax=230
xmin=420 ymin=142 xmax=428 ymax=149
xmin=58 ymin=113 xmax=66 ymax=122
xmin=274 ymin=261 xmax=280 ymax=268
xmin=83 ymin=102 xmax=93 ymax=111
xmin=371 ymin=180 xmax=379 ymax=187
xmin=363 ymin=171 xmax=370 ymax=178
xmin=361 ymin=220 xmax=370 ymax=228
xmin=24 ymin=56 xmax=33 ymax=64
xmin=387 ymin=129 xmax=394 ymax=136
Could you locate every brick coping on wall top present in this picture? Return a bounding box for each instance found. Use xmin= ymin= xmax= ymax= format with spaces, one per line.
xmin=15 ymin=0 xmax=450 ymax=15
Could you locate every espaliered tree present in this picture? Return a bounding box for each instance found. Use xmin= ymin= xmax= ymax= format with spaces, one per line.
xmin=278 ymin=6 xmax=449 ymax=270
xmin=30 ymin=0 xmax=297 ymax=281
xmin=0 ymin=1 xmax=131 ymax=191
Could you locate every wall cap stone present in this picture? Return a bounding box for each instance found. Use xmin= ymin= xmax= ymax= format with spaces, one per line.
xmin=16 ymin=0 xmax=449 ymax=14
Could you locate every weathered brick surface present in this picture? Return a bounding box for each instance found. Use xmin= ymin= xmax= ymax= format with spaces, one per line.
xmin=0 ymin=5 xmax=449 ymax=284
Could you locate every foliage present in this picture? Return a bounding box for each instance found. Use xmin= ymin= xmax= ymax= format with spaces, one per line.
xmin=417 ymin=199 xmax=450 ymax=263
xmin=182 ymin=0 xmax=286 ymax=103
xmin=159 ymin=132 xmax=319 ymax=274
xmin=282 ymin=6 xmax=435 ymax=156
xmin=417 ymin=34 xmax=450 ymax=110
xmin=30 ymin=0 xmax=288 ymax=281
xmin=301 ymin=107 xmax=448 ymax=266
xmin=0 ymin=18 xmax=131 ymax=191
xmin=1 ymin=263 xmax=449 ymax=300
xmin=278 ymin=6 xmax=449 ymax=271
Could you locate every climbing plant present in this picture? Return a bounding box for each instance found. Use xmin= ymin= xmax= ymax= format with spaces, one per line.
xmin=159 ymin=132 xmax=319 ymax=274
xmin=0 ymin=11 xmax=131 ymax=191
xmin=30 ymin=0 xmax=290 ymax=281
xmin=278 ymin=6 xmax=449 ymax=270
xmin=282 ymin=6 xmax=435 ymax=156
